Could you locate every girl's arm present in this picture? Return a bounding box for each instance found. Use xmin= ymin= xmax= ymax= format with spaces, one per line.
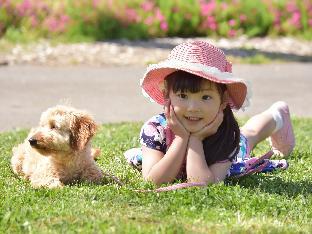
xmin=186 ymin=136 xmax=231 ymax=184
xmin=142 ymin=104 xmax=190 ymax=186
xmin=186 ymin=111 xmax=229 ymax=184
xmin=142 ymin=135 xmax=189 ymax=185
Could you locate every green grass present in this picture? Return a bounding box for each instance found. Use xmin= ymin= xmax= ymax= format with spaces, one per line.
xmin=0 ymin=118 xmax=311 ymax=233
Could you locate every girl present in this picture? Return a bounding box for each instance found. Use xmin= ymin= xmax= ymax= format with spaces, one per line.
xmin=125 ymin=41 xmax=295 ymax=186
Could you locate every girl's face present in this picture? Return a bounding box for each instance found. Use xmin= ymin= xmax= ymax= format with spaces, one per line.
xmin=169 ymin=79 xmax=223 ymax=133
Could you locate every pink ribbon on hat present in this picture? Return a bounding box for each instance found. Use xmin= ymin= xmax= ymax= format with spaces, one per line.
xmin=225 ymin=61 xmax=232 ymax=73
xmin=223 ymin=61 xmax=234 ymax=107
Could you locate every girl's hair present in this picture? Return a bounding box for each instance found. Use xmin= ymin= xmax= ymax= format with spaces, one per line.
xmin=165 ymin=71 xmax=240 ymax=165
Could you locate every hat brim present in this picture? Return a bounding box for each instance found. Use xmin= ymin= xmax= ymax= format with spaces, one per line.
xmin=141 ymin=63 xmax=249 ymax=110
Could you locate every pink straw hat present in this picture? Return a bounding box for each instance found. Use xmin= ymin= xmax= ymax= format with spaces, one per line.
xmin=140 ymin=41 xmax=251 ymax=110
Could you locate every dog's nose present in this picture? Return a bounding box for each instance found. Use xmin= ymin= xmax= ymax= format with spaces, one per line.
xmin=28 ymin=138 xmax=38 ymax=146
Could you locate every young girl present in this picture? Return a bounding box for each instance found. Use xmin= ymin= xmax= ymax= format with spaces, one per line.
xmin=125 ymin=41 xmax=295 ymax=186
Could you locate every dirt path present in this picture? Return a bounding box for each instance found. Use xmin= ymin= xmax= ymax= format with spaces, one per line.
xmin=0 ymin=63 xmax=311 ymax=132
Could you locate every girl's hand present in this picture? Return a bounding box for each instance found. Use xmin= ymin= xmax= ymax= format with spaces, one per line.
xmin=164 ymin=100 xmax=190 ymax=139
xmin=191 ymin=110 xmax=224 ymax=141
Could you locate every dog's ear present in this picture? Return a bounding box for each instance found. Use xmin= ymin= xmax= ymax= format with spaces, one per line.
xmin=70 ymin=114 xmax=97 ymax=151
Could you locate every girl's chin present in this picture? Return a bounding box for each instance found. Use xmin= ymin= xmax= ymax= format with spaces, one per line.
xmin=182 ymin=118 xmax=215 ymax=133
xmin=183 ymin=122 xmax=206 ymax=133
xmin=187 ymin=128 xmax=203 ymax=133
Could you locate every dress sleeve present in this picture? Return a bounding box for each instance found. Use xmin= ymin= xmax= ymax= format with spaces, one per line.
xmin=140 ymin=115 xmax=167 ymax=154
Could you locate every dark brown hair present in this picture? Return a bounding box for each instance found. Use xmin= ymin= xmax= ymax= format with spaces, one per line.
xmin=165 ymin=71 xmax=240 ymax=165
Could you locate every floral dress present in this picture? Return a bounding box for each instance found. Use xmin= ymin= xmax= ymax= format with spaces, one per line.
xmin=124 ymin=113 xmax=288 ymax=178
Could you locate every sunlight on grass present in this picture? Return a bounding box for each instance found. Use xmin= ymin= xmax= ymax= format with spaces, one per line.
xmin=0 ymin=118 xmax=311 ymax=233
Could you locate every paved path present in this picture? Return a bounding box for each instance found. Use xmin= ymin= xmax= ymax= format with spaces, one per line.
xmin=0 ymin=63 xmax=311 ymax=132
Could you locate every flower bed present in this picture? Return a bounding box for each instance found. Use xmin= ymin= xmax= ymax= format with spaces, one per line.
xmin=0 ymin=0 xmax=311 ymax=42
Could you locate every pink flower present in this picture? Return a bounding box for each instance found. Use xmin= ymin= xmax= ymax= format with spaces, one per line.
xmin=17 ymin=0 xmax=32 ymax=16
xmin=289 ymin=11 xmax=301 ymax=28
xmin=202 ymin=16 xmax=217 ymax=30
xmin=144 ymin=16 xmax=154 ymax=26
xmin=286 ymin=2 xmax=298 ymax=13
xmin=221 ymin=2 xmax=228 ymax=10
xmin=200 ymin=0 xmax=216 ymax=16
xmin=1 ymin=0 xmax=12 ymax=9
xmin=309 ymin=19 xmax=312 ymax=27
xmin=160 ymin=21 xmax=168 ymax=31
xmin=309 ymin=8 xmax=312 ymax=17
xmin=239 ymin=14 xmax=247 ymax=22
xmin=141 ymin=1 xmax=154 ymax=12
xmin=228 ymin=29 xmax=237 ymax=37
xmin=210 ymin=23 xmax=217 ymax=30
xmin=45 ymin=17 xmax=58 ymax=32
xmin=44 ymin=14 xmax=69 ymax=33
xmin=228 ymin=19 xmax=236 ymax=26
xmin=155 ymin=8 xmax=165 ymax=21
xmin=125 ymin=8 xmax=138 ymax=23
xmin=30 ymin=15 xmax=38 ymax=27
xmin=273 ymin=10 xmax=281 ymax=25
xmin=93 ymin=0 xmax=100 ymax=8
xmin=60 ymin=14 xmax=70 ymax=24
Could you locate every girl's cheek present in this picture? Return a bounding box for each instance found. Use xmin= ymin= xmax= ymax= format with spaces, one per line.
xmin=169 ymin=96 xmax=179 ymax=106
xmin=169 ymin=99 xmax=181 ymax=111
xmin=171 ymin=100 xmax=184 ymax=111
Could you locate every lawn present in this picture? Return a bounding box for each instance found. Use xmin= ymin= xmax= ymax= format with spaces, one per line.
xmin=0 ymin=118 xmax=311 ymax=233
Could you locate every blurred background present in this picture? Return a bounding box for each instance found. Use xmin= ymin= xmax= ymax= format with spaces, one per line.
xmin=0 ymin=0 xmax=311 ymax=131
xmin=1 ymin=0 xmax=311 ymax=42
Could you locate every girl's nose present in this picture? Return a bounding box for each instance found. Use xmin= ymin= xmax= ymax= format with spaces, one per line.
xmin=187 ymin=100 xmax=200 ymax=112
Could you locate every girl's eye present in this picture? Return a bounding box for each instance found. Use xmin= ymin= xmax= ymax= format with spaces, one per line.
xmin=178 ymin=93 xmax=187 ymax=99
xmin=202 ymin=95 xmax=211 ymax=100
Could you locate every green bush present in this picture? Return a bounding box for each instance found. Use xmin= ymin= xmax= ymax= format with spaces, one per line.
xmin=0 ymin=0 xmax=311 ymax=42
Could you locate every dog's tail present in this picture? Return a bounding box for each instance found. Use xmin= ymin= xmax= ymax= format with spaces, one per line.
xmin=102 ymin=172 xmax=124 ymax=186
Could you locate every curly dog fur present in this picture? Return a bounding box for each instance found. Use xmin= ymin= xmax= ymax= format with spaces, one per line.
xmin=11 ymin=105 xmax=104 ymax=188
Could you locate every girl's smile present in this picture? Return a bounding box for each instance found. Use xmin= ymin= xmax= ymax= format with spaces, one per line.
xmin=169 ymin=80 xmax=223 ymax=133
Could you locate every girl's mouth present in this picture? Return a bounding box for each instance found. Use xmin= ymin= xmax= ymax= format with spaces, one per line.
xmin=184 ymin=116 xmax=202 ymax=121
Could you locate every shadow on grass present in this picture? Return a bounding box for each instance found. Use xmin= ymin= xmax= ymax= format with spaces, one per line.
xmin=227 ymin=175 xmax=312 ymax=198
xmin=104 ymin=39 xmax=312 ymax=63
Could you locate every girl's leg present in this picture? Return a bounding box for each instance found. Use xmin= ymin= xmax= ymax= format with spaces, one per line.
xmin=240 ymin=109 xmax=276 ymax=151
xmin=241 ymin=101 xmax=295 ymax=156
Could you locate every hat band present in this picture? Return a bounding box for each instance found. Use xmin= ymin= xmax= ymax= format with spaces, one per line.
xmin=141 ymin=59 xmax=252 ymax=111
xmin=151 ymin=59 xmax=240 ymax=81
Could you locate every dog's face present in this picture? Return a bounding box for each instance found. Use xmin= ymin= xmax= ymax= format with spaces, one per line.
xmin=28 ymin=106 xmax=97 ymax=156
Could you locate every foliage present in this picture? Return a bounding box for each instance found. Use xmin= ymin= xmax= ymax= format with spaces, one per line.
xmin=0 ymin=118 xmax=311 ymax=233
xmin=0 ymin=0 xmax=311 ymax=42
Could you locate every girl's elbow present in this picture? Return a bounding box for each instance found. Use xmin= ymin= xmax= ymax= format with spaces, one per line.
xmin=143 ymin=174 xmax=163 ymax=186
xmin=187 ymin=174 xmax=215 ymax=185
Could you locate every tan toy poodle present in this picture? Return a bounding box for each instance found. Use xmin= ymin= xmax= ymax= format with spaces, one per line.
xmin=11 ymin=105 xmax=106 ymax=188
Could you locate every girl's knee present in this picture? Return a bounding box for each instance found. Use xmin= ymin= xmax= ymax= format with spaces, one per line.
xmin=240 ymin=128 xmax=258 ymax=150
xmin=241 ymin=127 xmax=257 ymax=139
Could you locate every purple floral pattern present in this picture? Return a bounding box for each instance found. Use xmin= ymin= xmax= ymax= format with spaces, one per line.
xmin=125 ymin=114 xmax=289 ymax=179
xmin=140 ymin=113 xmax=169 ymax=153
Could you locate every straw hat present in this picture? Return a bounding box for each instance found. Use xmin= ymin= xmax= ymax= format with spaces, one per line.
xmin=140 ymin=41 xmax=251 ymax=110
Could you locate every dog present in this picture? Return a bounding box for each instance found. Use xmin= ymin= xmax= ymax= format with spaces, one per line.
xmin=11 ymin=105 xmax=104 ymax=188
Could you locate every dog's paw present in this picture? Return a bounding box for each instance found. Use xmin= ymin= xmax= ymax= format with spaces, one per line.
xmin=91 ymin=148 xmax=101 ymax=160
xmin=47 ymin=179 xmax=64 ymax=188
xmin=31 ymin=178 xmax=64 ymax=188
